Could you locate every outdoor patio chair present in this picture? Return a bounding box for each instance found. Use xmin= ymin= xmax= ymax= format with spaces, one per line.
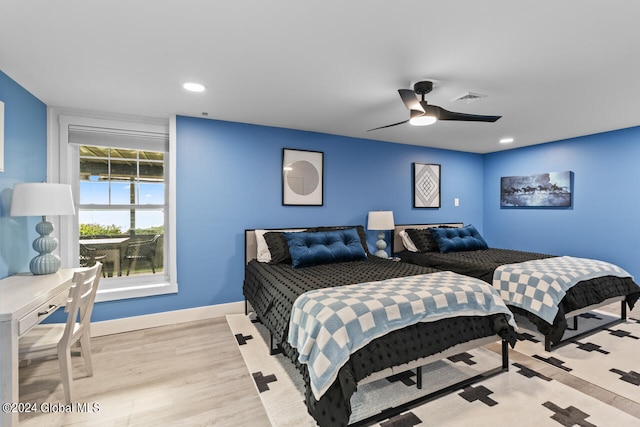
xmin=123 ymin=234 xmax=161 ymax=275
xmin=79 ymin=243 xmax=112 ymax=277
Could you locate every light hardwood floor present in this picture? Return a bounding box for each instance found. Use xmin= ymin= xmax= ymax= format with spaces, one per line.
xmin=19 ymin=317 xmax=271 ymax=426
xmin=18 ymin=302 xmax=639 ymax=426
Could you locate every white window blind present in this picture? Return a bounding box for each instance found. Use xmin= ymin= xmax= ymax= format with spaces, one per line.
xmin=67 ymin=124 xmax=169 ymax=152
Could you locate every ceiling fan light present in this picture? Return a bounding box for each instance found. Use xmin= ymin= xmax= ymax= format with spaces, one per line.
xmin=183 ymin=82 xmax=206 ymax=92
xmin=410 ymin=116 xmax=437 ymax=126
xmin=409 ymin=110 xmax=437 ymax=126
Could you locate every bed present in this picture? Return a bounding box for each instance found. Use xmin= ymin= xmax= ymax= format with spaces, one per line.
xmin=243 ymin=225 xmax=517 ymax=427
xmin=394 ymin=223 xmax=640 ymax=351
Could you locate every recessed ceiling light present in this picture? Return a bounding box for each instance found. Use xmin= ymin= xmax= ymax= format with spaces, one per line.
xmin=183 ymin=82 xmax=206 ymax=92
xmin=499 ymin=137 xmax=514 ymax=144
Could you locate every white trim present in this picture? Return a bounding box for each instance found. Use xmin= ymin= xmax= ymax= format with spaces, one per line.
xmin=94 ymin=278 xmax=177 ymax=303
xmin=0 ymin=100 xmax=4 ymax=172
xmin=47 ymin=107 xmax=178 ymax=301
xmin=47 ymin=107 xmax=73 ymax=263
xmin=90 ymin=301 xmax=245 ymax=337
xmin=168 ymin=115 xmax=178 ymax=289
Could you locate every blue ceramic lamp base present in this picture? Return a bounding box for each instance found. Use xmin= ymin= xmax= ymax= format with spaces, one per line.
xmin=374 ymin=231 xmax=389 ymax=258
xmin=30 ymin=218 xmax=61 ymax=275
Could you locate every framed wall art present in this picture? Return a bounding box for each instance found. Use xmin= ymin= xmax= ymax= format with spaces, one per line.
xmin=500 ymin=171 xmax=572 ymax=207
xmin=282 ymin=148 xmax=324 ymax=206
xmin=413 ymin=162 xmax=440 ymax=208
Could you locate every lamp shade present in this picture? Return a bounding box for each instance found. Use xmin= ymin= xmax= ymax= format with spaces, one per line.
xmin=10 ymin=183 xmax=76 ymax=217
xmin=10 ymin=183 xmax=75 ymax=275
xmin=367 ymin=211 xmax=395 ymax=231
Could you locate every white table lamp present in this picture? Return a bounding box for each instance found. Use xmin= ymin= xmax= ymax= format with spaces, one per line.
xmin=10 ymin=183 xmax=76 ymax=275
xmin=367 ymin=211 xmax=395 ymax=258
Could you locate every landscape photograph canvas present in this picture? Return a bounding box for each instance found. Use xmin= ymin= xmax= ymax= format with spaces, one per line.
xmin=500 ymin=171 xmax=572 ymax=207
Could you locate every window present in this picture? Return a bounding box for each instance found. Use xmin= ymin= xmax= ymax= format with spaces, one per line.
xmin=53 ymin=112 xmax=177 ymax=302
xmin=79 ymin=145 xmax=165 ymax=276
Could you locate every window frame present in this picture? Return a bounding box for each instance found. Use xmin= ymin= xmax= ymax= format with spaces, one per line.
xmin=50 ymin=109 xmax=177 ymax=302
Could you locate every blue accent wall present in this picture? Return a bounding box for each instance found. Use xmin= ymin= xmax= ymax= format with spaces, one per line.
xmin=483 ymin=127 xmax=640 ymax=278
xmin=172 ymin=117 xmax=484 ymax=307
xmin=86 ymin=116 xmax=484 ymax=321
xmin=85 ymin=117 xmax=483 ymax=320
xmin=4 ymin=67 xmax=638 ymax=321
xmin=0 ymin=71 xmax=47 ymax=279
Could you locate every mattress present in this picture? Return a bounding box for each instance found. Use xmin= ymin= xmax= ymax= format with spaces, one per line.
xmin=243 ymin=257 xmax=516 ymax=426
xmin=399 ymin=248 xmax=640 ymax=342
xmin=400 ymin=248 xmax=554 ymax=283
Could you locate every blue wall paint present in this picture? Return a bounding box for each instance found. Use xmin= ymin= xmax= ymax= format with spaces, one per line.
xmin=169 ymin=116 xmax=485 ymax=309
xmin=6 ymin=66 xmax=637 ymax=322
xmin=60 ymin=116 xmax=487 ymax=322
xmin=55 ymin=120 xmax=640 ymax=322
xmin=0 ymin=71 xmax=47 ymax=279
xmin=483 ymin=127 xmax=640 ymax=278
xmin=0 ymin=72 xmax=485 ymax=321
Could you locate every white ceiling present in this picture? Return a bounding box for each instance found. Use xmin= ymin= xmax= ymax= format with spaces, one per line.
xmin=1 ymin=1 xmax=639 ymax=154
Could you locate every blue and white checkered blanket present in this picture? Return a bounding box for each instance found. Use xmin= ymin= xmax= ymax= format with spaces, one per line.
xmin=288 ymin=271 xmax=517 ymax=400
xmin=493 ymin=256 xmax=633 ymax=325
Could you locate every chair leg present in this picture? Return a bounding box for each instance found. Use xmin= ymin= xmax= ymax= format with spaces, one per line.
xmin=80 ymin=334 xmax=94 ymax=377
xmin=58 ymin=347 xmax=74 ymax=404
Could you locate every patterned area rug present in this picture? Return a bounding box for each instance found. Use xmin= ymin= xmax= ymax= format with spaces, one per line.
xmin=227 ymin=313 xmax=640 ymax=426
xmin=513 ymin=310 xmax=640 ymax=404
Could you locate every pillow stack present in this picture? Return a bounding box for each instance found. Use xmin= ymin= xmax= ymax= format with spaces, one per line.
xmin=255 ymin=225 xmax=370 ymax=268
xmin=402 ymin=224 xmax=488 ymax=253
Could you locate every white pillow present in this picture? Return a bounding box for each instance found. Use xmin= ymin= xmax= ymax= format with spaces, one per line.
xmin=255 ymin=229 xmax=304 ymax=262
xmin=399 ymin=230 xmax=419 ymax=252
xmin=255 ymin=230 xmax=272 ymax=262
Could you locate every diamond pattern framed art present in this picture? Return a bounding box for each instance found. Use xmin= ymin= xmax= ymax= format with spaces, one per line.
xmin=413 ymin=163 xmax=440 ymax=208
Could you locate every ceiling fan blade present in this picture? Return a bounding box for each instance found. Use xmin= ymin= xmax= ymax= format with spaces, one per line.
xmin=398 ymin=89 xmax=424 ymax=113
xmin=435 ymin=106 xmax=501 ymax=122
xmin=367 ymin=119 xmax=409 ymax=132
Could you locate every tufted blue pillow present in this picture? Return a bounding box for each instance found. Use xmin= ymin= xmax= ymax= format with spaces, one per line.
xmin=284 ymin=228 xmax=367 ymax=268
xmin=429 ymin=224 xmax=488 ymax=253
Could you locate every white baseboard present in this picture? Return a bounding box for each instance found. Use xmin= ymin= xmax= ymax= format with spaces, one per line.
xmin=90 ymin=300 xmax=246 ymax=337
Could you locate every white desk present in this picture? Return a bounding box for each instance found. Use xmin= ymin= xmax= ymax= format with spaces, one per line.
xmin=0 ymin=269 xmax=78 ymax=427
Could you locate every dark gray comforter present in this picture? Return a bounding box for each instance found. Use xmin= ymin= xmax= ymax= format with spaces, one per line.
xmin=399 ymin=248 xmax=640 ymax=343
xmin=243 ymin=257 xmax=516 ymax=427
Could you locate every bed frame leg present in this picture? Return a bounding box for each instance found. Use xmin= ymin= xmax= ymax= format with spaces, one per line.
xmin=566 ymin=316 xmax=578 ymax=331
xmin=348 ymin=338 xmax=511 ymax=427
xmin=548 ymin=299 xmax=628 ymax=353
xmin=269 ymin=332 xmax=282 ymax=356
xmin=501 ymin=339 xmax=509 ymax=370
xmin=244 ymin=299 xmax=248 ymax=315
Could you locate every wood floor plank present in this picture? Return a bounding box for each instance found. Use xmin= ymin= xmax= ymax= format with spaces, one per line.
xmin=19 ymin=317 xmax=271 ymax=426
xmin=19 ymin=301 xmax=639 ymax=426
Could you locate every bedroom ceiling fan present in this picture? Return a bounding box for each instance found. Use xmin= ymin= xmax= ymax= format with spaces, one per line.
xmin=367 ymin=81 xmax=502 ymax=132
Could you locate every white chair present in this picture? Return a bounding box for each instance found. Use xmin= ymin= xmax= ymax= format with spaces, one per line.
xmin=19 ymin=262 xmax=102 ymax=404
